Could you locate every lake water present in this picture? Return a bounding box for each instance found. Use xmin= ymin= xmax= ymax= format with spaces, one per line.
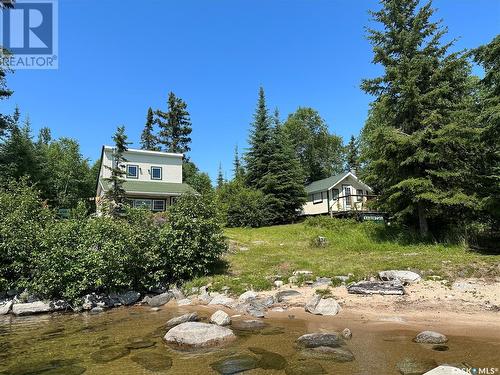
xmin=0 ymin=305 xmax=499 ymax=374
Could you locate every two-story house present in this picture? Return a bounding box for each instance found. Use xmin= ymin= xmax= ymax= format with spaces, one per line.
xmin=95 ymin=146 xmax=195 ymax=211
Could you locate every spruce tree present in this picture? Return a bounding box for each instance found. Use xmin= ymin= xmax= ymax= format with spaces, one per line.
xmin=217 ymin=163 xmax=224 ymax=189
xmin=140 ymin=107 xmax=159 ymax=151
xmin=104 ymin=126 xmax=130 ymax=205
xmin=156 ymin=92 xmax=192 ymax=154
xmin=361 ymin=0 xmax=477 ymax=236
xmin=233 ymin=145 xmax=244 ymax=180
xmin=345 ymin=135 xmax=360 ymax=173
xmin=245 ymin=87 xmax=273 ymax=189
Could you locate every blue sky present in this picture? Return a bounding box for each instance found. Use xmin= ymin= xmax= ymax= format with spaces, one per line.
xmin=3 ymin=0 xmax=499 ymax=181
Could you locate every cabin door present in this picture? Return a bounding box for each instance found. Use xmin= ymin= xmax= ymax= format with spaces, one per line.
xmin=342 ymin=185 xmax=352 ymax=209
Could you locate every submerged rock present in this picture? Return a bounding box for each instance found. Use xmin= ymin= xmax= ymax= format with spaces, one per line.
xmin=299 ymin=346 xmax=355 ymax=362
xmin=125 ymin=337 xmax=156 ymax=349
xmin=6 ymin=360 xmax=85 ymax=375
xmin=91 ymin=347 xmax=130 ymax=363
xmin=414 ymin=331 xmax=448 ymax=344
xmin=347 ymin=280 xmax=405 ymax=295
xmin=211 ymin=310 xmax=231 ymax=326
xmin=164 ymin=322 xmax=236 ymax=348
xmin=296 ymin=332 xmax=345 ymax=348
xmin=305 ymin=295 xmax=341 ymax=316
xmin=397 ymin=358 xmax=437 ymax=375
xmin=210 ymin=354 xmax=258 ymax=374
xmin=379 ymin=270 xmax=421 ymax=284
xmin=232 ymin=319 xmax=267 ymax=332
xmin=130 ymin=351 xmax=173 ymax=372
xmin=285 ymin=360 xmax=327 ymax=375
xmin=166 ymin=312 xmax=199 ymax=328
xmin=249 ymin=347 xmax=287 ymax=370
xmin=431 ymin=345 xmax=449 ymax=352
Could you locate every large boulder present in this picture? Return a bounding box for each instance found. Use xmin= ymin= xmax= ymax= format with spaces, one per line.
xmin=379 ymin=270 xmax=421 ymax=284
xmin=296 ymin=332 xmax=345 ymax=348
xmin=166 ymin=312 xmax=199 ymax=328
xmin=238 ymin=291 xmax=258 ymax=303
xmin=147 ymin=292 xmax=173 ymax=307
xmin=11 ymin=301 xmax=52 ymax=316
xmin=164 ymin=322 xmax=236 ymax=348
xmin=347 ymin=281 xmax=405 ymax=295
xmin=113 ymin=291 xmax=141 ymax=306
xmin=0 ymin=300 xmax=13 ymax=315
xmin=305 ymin=295 xmax=341 ymax=316
xmin=414 ymin=331 xmax=448 ymax=344
xmin=423 ymin=365 xmax=469 ymax=375
xmin=210 ymin=310 xmax=231 ymax=326
xmin=275 ymin=290 xmax=301 ymax=302
xmin=208 ymin=294 xmax=235 ymax=308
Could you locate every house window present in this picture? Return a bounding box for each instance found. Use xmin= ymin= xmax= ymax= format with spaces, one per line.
xmin=133 ymin=199 xmax=152 ymax=209
xmin=127 ymin=164 xmax=139 ymax=179
xmin=356 ymin=189 xmax=363 ymax=202
xmin=332 ymin=189 xmax=339 ymax=200
xmin=153 ymin=199 xmax=165 ymax=211
xmin=313 ymin=192 xmax=323 ymax=204
xmin=151 ymin=166 xmax=162 ymax=180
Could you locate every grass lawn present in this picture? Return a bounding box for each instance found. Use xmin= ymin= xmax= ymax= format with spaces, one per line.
xmin=185 ymin=218 xmax=499 ymax=295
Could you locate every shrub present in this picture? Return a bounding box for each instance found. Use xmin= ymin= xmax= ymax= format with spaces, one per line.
xmin=225 ymin=186 xmax=270 ymax=227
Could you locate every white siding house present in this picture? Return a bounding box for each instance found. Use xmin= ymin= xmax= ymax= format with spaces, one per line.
xmin=301 ymin=171 xmax=375 ymax=216
xmin=96 ymin=146 xmax=195 ymax=211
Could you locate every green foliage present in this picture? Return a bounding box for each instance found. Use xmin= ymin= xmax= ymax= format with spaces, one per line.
xmin=344 ymin=135 xmax=360 ymax=173
xmin=140 ymin=107 xmax=160 ymax=151
xmin=104 ymin=125 xmax=130 ymax=206
xmin=283 ymin=107 xmax=344 ymax=183
xmin=156 ymin=92 xmax=192 ymax=154
xmin=183 ymin=160 xmax=213 ymax=196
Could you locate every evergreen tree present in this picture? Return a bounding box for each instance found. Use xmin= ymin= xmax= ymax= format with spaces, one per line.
xmin=344 ymin=135 xmax=360 ymax=173
xmin=245 ymin=87 xmax=273 ymax=189
xmin=104 ymin=126 xmax=130 ymax=204
xmin=232 ymin=145 xmax=244 ymax=180
xmin=473 ymin=35 xmax=500 ymax=228
xmin=216 ymin=163 xmax=224 ymax=190
xmin=0 ymin=47 xmax=13 ymax=138
xmin=156 ymin=92 xmax=192 ymax=154
xmin=37 ymin=127 xmax=52 ymax=146
xmin=140 ymin=107 xmax=159 ymax=151
xmin=361 ymin=0 xmax=477 ymax=236
xmin=283 ymin=107 xmax=343 ymax=183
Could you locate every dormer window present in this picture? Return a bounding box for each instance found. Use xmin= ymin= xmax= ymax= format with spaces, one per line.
xmin=126 ymin=164 xmax=139 ymax=179
xmin=151 ymin=166 xmax=162 ymax=180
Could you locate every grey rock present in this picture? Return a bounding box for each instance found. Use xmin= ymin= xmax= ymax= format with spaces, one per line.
xmin=177 ymin=298 xmax=192 ymax=306
xmin=130 ymin=352 xmax=172 ymax=372
xmin=50 ymin=300 xmax=70 ymax=311
xmin=334 ymin=275 xmax=350 ymax=282
xmin=296 ymin=332 xmax=345 ymax=348
xmin=166 ymin=312 xmax=199 ymax=328
xmin=90 ymin=306 xmax=104 ymax=314
xmin=0 ymin=300 xmax=13 ymax=315
xmin=198 ymin=292 xmax=213 ymax=304
xmin=299 ymin=346 xmax=355 ymax=362
xmin=11 ymin=301 xmax=52 ymax=316
xmin=397 ymin=358 xmax=437 ymax=375
xmin=288 ymin=276 xmax=299 ymax=284
xmin=305 ymin=295 xmax=341 ymax=316
xmin=147 ymin=291 xmax=173 ymax=307
xmin=285 ymin=361 xmax=326 ymax=375
xmin=209 ymin=295 xmax=235 ymax=308
xmin=115 ymin=291 xmax=141 ymax=306
xmin=232 ymin=319 xmax=267 ymax=331
xmin=274 ymin=280 xmax=284 ymax=288
xmin=347 ymin=280 xmax=405 ymax=295
xmin=211 ymin=310 xmax=231 ymax=326
xmin=379 ymin=270 xmax=421 ymax=284
xmin=249 ymin=347 xmax=287 ymax=369
xmin=91 ymin=347 xmax=130 ymax=363
xmin=164 ymin=322 xmax=236 ymax=348
xmin=342 ymin=328 xmax=352 ymax=340
xmin=238 ymin=290 xmax=258 ymax=303
xmin=210 ymin=354 xmax=257 ymax=374
xmin=169 ymin=286 xmax=185 ymax=300
xmin=313 ymin=277 xmax=332 ymax=287
xmin=414 ymin=331 xmax=448 ymax=344
xmin=275 ymin=289 xmax=301 ymax=302
xmin=293 ymin=270 xmax=313 ymax=276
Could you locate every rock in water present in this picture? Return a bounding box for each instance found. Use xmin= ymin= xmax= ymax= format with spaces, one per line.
xmin=347 ymin=281 xmax=405 ymax=295
xmin=211 ymin=310 xmax=231 ymax=326
xmin=164 ymin=322 xmax=236 ymax=348
xmin=379 ymin=270 xmax=421 ymax=284
xmin=166 ymin=312 xmax=199 ymax=328
xmin=397 ymin=358 xmax=437 ymax=375
xmin=342 ymin=328 xmax=352 ymax=340
xmin=232 ymin=319 xmax=267 ymax=332
xmin=91 ymin=347 xmax=130 ymax=363
xmin=414 ymin=331 xmax=448 ymax=344
xmin=116 ymin=291 xmax=141 ymax=306
xmin=296 ymin=332 xmax=345 ymax=348
xmin=285 ymin=361 xmax=326 ymax=375
xmin=305 ymin=295 xmax=341 ymax=316
xmin=0 ymin=300 xmax=12 ymax=315
xmin=249 ymin=347 xmax=287 ymax=370
xmin=130 ymin=352 xmax=173 ymax=372
xmin=299 ymin=346 xmax=355 ymax=362
xmin=147 ymin=292 xmax=173 ymax=307
xmin=210 ymin=355 xmax=258 ymax=374
xmin=423 ymin=365 xmax=470 ymax=375
xmin=11 ymin=301 xmax=52 ymax=316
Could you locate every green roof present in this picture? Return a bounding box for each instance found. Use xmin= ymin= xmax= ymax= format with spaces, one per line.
xmin=304 ymin=173 xmax=348 ymax=194
xmin=100 ymin=179 xmax=196 ymax=195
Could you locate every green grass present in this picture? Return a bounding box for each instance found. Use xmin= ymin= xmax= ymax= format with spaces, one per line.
xmin=184 ymin=218 xmax=499 ymax=295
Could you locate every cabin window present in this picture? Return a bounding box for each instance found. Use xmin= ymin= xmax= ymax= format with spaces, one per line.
xmin=332 ymin=189 xmax=339 ymax=200
xmin=356 ymin=189 xmax=363 ymax=202
xmin=133 ymin=199 xmax=152 ymax=209
xmin=153 ymin=199 xmax=165 ymax=211
xmin=127 ymin=164 xmax=139 ymax=179
xmin=151 ymin=166 xmax=162 ymax=180
xmin=313 ymin=192 xmax=323 ymax=204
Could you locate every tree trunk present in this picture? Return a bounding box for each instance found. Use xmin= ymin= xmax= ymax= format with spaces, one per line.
xmin=417 ymin=202 xmax=429 ymax=237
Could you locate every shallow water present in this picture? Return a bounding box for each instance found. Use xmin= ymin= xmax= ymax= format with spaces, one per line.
xmin=0 ymin=305 xmax=498 ymax=375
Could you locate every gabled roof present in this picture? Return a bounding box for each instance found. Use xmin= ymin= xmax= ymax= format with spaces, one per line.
xmin=304 ymin=172 xmax=372 ymax=194
xmin=103 ymin=145 xmax=183 ymax=158
xmin=99 ymin=178 xmax=196 ymax=195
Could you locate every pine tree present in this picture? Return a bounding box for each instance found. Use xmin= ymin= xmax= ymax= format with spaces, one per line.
xmin=156 ymin=92 xmax=192 ymax=154
xmin=0 ymin=48 xmax=13 ymax=138
xmin=104 ymin=126 xmax=130 ymax=205
xmin=361 ymin=0 xmax=477 ymax=236
xmin=245 ymin=87 xmax=273 ymax=189
xmin=140 ymin=107 xmax=159 ymax=151
xmin=345 ymin=135 xmax=360 ymax=173
xmin=216 ymin=163 xmax=225 ymax=190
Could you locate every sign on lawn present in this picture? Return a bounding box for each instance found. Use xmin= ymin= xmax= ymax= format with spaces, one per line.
xmin=361 ymin=213 xmax=385 ymax=222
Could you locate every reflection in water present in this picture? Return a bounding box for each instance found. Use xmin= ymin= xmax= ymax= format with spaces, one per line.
xmin=0 ymin=306 xmax=498 ymax=375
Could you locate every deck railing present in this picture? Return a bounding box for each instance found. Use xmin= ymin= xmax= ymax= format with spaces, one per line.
xmin=329 ymin=194 xmax=378 ymax=213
